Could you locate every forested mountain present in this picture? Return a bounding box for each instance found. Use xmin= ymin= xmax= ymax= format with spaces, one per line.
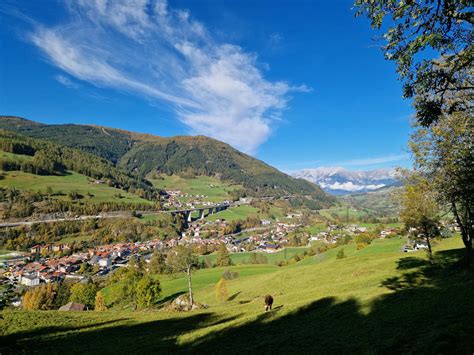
xmin=0 ymin=116 xmax=335 ymax=209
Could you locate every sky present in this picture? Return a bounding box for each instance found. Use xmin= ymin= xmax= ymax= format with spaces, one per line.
xmin=0 ymin=0 xmax=413 ymax=173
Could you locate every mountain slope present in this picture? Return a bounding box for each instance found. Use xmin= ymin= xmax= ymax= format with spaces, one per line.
xmin=339 ymin=185 xmax=403 ymax=217
xmin=0 ymin=116 xmax=335 ymax=208
xmin=293 ymin=166 xmax=400 ymax=195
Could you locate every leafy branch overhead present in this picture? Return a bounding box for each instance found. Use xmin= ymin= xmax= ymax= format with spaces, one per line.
xmin=355 ymin=0 xmax=473 ymax=126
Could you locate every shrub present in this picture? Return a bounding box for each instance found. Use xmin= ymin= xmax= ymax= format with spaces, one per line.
xmin=336 ymin=248 xmax=347 ymax=259
xmin=222 ymin=269 xmax=239 ymax=280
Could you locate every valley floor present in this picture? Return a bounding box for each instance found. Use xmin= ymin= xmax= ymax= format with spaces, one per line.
xmin=1 ymin=237 xmax=473 ymax=354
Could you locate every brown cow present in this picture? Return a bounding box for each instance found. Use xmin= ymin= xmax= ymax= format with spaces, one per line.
xmin=264 ymin=295 xmax=273 ymax=311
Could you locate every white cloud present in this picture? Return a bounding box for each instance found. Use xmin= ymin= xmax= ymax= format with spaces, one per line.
xmin=28 ymin=0 xmax=302 ymax=153
xmin=318 ymin=181 xmax=386 ymax=192
xmin=337 ymin=154 xmax=410 ymax=167
xmin=55 ymin=74 xmax=80 ymax=89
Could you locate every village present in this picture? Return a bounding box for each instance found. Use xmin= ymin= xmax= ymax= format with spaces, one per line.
xmin=0 ymin=208 xmax=404 ymax=304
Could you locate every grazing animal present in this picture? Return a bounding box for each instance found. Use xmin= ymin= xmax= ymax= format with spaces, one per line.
xmin=264 ymin=295 xmax=273 ymax=311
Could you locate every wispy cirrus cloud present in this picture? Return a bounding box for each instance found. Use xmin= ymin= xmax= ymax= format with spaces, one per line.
xmin=26 ymin=0 xmax=305 ymax=153
xmin=339 ymin=153 xmax=410 ymax=167
xmin=55 ymin=74 xmax=80 ymax=89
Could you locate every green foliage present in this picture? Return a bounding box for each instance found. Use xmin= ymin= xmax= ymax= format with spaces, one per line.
xmin=135 ymin=276 xmax=161 ymax=309
xmin=148 ymin=250 xmax=168 ymax=274
xmin=354 ymin=0 xmax=473 ymax=126
xmin=410 ymin=111 xmax=473 ymax=262
xmin=215 ymin=243 xmax=233 ymax=267
xmin=399 ymin=178 xmax=441 ymax=264
xmin=0 ymin=117 xmax=335 ymax=208
xmin=247 ymin=253 xmax=268 ymax=264
xmin=53 ymin=281 xmax=72 ymax=309
xmin=0 ymin=283 xmax=16 ymax=310
xmin=336 ymin=248 xmax=346 ymax=260
xmin=70 ymin=282 xmax=99 ymax=310
xmin=222 ymin=269 xmax=239 ymax=280
xmin=0 ymin=129 xmax=162 ymax=201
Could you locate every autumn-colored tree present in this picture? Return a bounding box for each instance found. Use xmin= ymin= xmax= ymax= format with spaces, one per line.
xmin=94 ymin=291 xmax=107 ymax=311
xmin=23 ymin=283 xmax=57 ymax=310
xmin=215 ymin=243 xmax=232 ymax=267
xmin=215 ymin=278 xmax=228 ymax=302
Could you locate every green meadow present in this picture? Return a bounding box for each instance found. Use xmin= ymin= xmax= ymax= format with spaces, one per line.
xmin=205 ymin=204 xmax=260 ymax=222
xmin=0 ymin=170 xmax=151 ymax=205
xmin=2 ymin=236 xmax=473 ymax=353
xmin=199 ymin=247 xmax=310 ymax=266
xmin=149 ymin=175 xmax=241 ymax=203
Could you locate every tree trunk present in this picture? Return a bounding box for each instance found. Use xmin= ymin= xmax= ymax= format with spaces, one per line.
xmin=425 ymin=235 xmax=434 ymax=265
xmin=452 ymin=201 xmax=473 ymax=266
xmin=422 ymin=223 xmax=434 ymax=265
xmin=187 ymin=266 xmax=194 ymax=306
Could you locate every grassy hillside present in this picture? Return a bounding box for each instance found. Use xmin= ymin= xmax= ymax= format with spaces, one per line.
xmin=149 ymin=174 xmax=240 ymax=203
xmin=200 ymin=247 xmax=310 ymax=266
xmin=339 ymin=185 xmax=402 ymax=217
xmin=2 ymin=236 xmax=473 ymax=353
xmin=0 ymin=170 xmax=151 ymax=205
xmin=0 ymin=116 xmax=335 ymax=208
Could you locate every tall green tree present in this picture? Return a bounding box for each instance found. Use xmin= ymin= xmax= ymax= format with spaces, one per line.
xmin=354 ymin=0 xmax=473 ymax=126
xmin=400 ymin=178 xmax=441 ymax=264
xmin=167 ymin=245 xmax=198 ymax=305
xmin=410 ymin=112 xmax=473 ymax=262
xmin=135 ymin=276 xmax=161 ymax=309
xmin=70 ymin=282 xmax=99 ymax=309
xmin=148 ymin=250 xmax=168 ymax=274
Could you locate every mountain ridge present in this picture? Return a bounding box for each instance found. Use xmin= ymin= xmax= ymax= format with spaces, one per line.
xmin=293 ymin=166 xmax=399 ymax=195
xmin=0 ymin=116 xmax=335 ymax=209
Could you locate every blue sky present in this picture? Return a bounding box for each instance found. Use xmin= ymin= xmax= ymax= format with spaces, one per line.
xmin=0 ymin=0 xmax=412 ymax=172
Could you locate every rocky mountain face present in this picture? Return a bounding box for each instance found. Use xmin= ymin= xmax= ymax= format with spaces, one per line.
xmin=292 ymin=166 xmax=400 ymax=195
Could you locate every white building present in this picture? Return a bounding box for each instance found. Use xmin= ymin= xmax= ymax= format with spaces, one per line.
xmin=20 ymin=274 xmax=40 ymax=287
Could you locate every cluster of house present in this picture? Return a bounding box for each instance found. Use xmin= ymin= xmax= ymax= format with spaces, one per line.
xmin=309 ymin=224 xmax=399 ymax=244
xmin=180 ymin=219 xmax=303 ymax=253
xmin=163 ymin=189 xmax=225 ymax=210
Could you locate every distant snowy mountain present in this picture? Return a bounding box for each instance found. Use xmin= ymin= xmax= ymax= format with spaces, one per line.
xmin=292 ymin=167 xmax=400 ymax=195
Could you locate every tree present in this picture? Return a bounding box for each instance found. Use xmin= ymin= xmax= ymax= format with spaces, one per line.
xmin=53 ymin=281 xmax=72 ymax=309
xmin=354 ymin=0 xmax=473 ymax=126
xmin=167 ymin=245 xmax=198 ymax=305
xmin=410 ymin=112 xmax=473 ymax=263
xmin=400 ymin=178 xmax=441 ymax=265
xmin=135 ymin=276 xmax=161 ymax=309
xmin=336 ymin=248 xmax=346 ymax=260
xmin=95 ymin=291 xmax=107 ymax=311
xmin=22 ymin=283 xmax=57 ymax=310
xmin=70 ymin=282 xmax=99 ymax=309
xmin=215 ymin=278 xmax=229 ymax=302
xmin=0 ymin=284 xmax=16 ymax=310
xmin=215 ymin=243 xmax=232 ymax=267
xmin=148 ymin=250 xmax=168 ymax=274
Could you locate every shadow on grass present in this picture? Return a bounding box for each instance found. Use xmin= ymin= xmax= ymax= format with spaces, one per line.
xmin=227 ymin=291 xmax=241 ymax=301
xmin=2 ymin=248 xmax=473 ymax=354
